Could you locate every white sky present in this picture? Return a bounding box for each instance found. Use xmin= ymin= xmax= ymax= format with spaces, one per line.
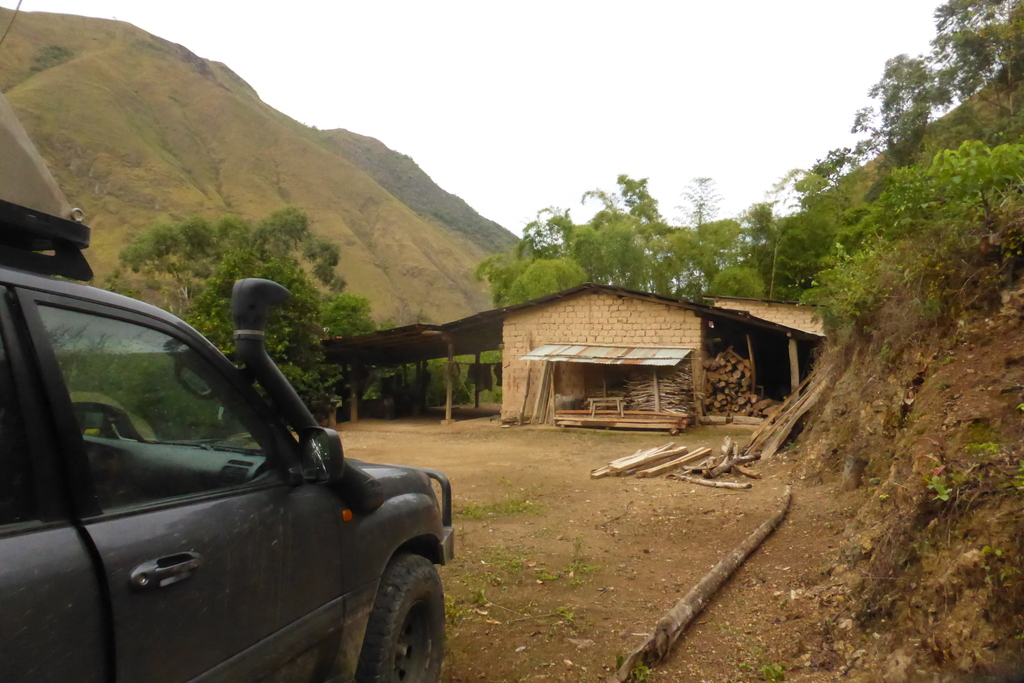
xmin=2 ymin=1 xmax=945 ymax=234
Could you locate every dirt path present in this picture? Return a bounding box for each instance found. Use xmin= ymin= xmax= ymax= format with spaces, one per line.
xmin=340 ymin=415 xmax=857 ymax=682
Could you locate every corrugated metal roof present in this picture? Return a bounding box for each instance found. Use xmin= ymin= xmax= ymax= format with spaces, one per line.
xmin=521 ymin=344 xmax=692 ymax=366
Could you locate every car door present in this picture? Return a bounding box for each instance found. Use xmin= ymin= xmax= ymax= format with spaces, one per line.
xmin=0 ymin=286 xmax=107 ymax=682
xmin=19 ymin=289 xmax=347 ymax=683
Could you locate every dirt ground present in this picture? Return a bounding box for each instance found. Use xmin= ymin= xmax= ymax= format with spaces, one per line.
xmin=339 ymin=409 xmax=860 ymax=682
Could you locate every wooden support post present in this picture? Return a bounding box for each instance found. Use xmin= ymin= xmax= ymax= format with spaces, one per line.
xmin=652 ymin=368 xmax=661 ymax=413
xmin=691 ymin=350 xmax=705 ymax=419
xmin=548 ymin=362 xmax=556 ymax=425
xmin=474 ymin=351 xmax=481 ymax=409
xmin=445 ymin=342 xmax=454 ymax=424
xmin=602 ymin=366 xmax=607 ymax=398
xmin=746 ymin=334 xmax=757 ymax=395
xmin=788 ymin=337 xmax=799 ymax=394
xmin=349 ymin=366 xmax=359 ymax=423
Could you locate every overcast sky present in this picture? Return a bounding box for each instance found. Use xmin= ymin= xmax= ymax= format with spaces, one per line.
xmin=3 ymin=1 xmax=945 ymax=234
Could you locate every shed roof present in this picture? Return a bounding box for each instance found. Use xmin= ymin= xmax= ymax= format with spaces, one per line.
xmin=521 ymin=344 xmax=692 ymax=366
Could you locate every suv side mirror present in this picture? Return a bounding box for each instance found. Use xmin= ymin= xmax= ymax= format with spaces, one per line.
xmin=299 ymin=427 xmax=345 ymax=483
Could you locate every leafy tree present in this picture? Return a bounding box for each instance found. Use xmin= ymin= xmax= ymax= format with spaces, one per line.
xmin=119 ymin=207 xmax=342 ymax=313
xmin=933 ymin=0 xmax=1024 ymax=118
xmin=709 ymin=266 xmax=766 ymax=298
xmin=320 ymin=293 xmax=376 ymax=338
xmin=517 ymin=208 xmax=575 ymax=260
xmin=187 ymin=248 xmax=338 ymax=416
xmin=852 ymin=54 xmax=948 ymax=167
xmin=503 ymin=259 xmax=588 ymax=305
xmin=679 ymin=177 xmax=722 ymax=227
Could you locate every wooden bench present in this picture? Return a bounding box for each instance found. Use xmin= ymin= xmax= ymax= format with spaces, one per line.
xmin=586 ymin=397 xmax=625 ymax=417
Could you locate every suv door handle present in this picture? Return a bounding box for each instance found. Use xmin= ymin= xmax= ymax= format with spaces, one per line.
xmin=129 ymin=552 xmax=203 ymax=591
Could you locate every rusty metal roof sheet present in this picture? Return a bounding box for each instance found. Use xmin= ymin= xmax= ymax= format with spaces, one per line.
xmin=520 ymin=344 xmax=692 ymax=366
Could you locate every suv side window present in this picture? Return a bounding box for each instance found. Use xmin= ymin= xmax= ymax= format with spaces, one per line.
xmin=37 ymin=305 xmax=279 ymax=510
xmin=0 ymin=329 xmax=33 ymax=525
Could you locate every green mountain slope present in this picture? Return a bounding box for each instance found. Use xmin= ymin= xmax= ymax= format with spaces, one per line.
xmin=317 ymin=129 xmax=517 ymax=254
xmin=0 ymin=8 xmax=515 ymax=323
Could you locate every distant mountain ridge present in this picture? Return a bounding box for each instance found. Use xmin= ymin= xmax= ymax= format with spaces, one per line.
xmin=0 ymin=8 xmax=516 ymax=323
xmin=317 ymin=129 xmax=516 ymax=254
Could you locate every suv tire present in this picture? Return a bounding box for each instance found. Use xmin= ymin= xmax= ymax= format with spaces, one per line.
xmin=356 ymin=553 xmax=444 ymax=683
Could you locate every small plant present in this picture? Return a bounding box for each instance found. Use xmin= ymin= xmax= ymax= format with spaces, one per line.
xmin=928 ymin=475 xmax=952 ymax=502
xmin=445 ymin=594 xmax=469 ymax=626
xmin=981 ymin=546 xmax=1021 ymax=587
xmin=629 ymin=662 xmax=651 ymax=682
xmin=760 ymin=663 xmax=786 ymax=681
xmin=938 ymin=381 xmax=951 ymax=390
xmin=965 ymin=442 xmax=1001 ymax=459
xmin=555 ymin=605 xmax=576 ymax=626
xmin=537 ymin=569 xmax=560 ymax=581
xmin=471 ymin=587 xmax=488 ymax=606
xmin=1012 ymin=461 xmax=1024 ymax=493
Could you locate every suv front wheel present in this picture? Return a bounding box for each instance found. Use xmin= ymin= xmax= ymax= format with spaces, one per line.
xmin=356 ymin=553 xmax=444 ymax=683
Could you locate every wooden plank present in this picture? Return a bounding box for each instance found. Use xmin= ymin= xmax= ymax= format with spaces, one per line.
xmin=635 ymin=447 xmax=711 ymax=478
xmin=653 ymin=368 xmax=661 ymax=413
xmin=607 ymin=444 xmax=671 ymax=469
xmin=531 ymin=361 xmax=552 ymax=424
xmin=732 ymin=416 xmax=764 ymax=426
xmin=557 ymin=410 xmax=690 ymax=417
xmin=760 ymin=377 xmax=828 ymax=459
xmin=610 ymin=445 xmax=689 ymax=474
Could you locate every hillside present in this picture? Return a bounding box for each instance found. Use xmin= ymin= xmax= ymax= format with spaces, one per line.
xmin=0 ymin=8 xmax=516 ymax=323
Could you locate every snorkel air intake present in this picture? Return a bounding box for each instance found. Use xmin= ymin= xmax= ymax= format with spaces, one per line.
xmin=231 ymin=278 xmax=384 ymax=512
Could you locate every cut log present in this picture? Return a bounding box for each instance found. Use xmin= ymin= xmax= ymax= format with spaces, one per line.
xmin=669 ymin=475 xmax=751 ymax=490
xmin=606 ymin=488 xmax=792 ymax=682
xmin=733 ymin=464 xmax=761 ymax=480
xmin=732 ymin=416 xmax=764 ymax=426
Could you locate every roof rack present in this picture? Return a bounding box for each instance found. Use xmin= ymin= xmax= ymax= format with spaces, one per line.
xmin=0 ymin=198 xmax=92 ymax=281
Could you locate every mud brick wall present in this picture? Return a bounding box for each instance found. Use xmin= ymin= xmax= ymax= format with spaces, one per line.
xmin=709 ymin=298 xmax=824 ymax=336
xmin=501 ymin=291 xmax=702 ymax=419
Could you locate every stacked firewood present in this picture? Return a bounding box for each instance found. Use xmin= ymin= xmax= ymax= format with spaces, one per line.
xmin=619 ymin=366 xmax=695 ymax=414
xmin=703 ymin=349 xmax=776 ymax=417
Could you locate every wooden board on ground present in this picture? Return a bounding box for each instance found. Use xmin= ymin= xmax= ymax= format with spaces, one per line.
xmin=635 ymin=447 xmax=711 ymax=478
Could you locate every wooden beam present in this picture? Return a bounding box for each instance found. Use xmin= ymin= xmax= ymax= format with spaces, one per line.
xmin=445 ymin=342 xmax=454 ymax=424
xmin=788 ymin=338 xmax=799 ymax=394
xmin=474 ymin=352 xmax=481 ymax=408
xmin=349 ymin=366 xmax=359 ymax=423
xmin=548 ymin=362 xmax=556 ymax=425
xmin=746 ymin=334 xmax=757 ymax=394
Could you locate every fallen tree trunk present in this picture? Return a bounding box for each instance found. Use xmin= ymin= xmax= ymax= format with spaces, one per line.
xmin=606 ymin=487 xmax=792 ymax=682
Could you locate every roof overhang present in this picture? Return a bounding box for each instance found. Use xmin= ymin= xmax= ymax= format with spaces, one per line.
xmin=521 ymin=344 xmax=692 ymax=366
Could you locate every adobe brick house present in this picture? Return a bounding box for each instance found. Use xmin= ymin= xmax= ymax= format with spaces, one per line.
xmin=704 ymin=295 xmax=824 ymax=336
xmin=501 ymin=285 xmax=823 ymax=426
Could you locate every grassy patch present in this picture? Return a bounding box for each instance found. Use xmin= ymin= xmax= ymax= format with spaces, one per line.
xmin=457 ymin=497 xmax=539 ymax=518
xmin=456 ymin=477 xmax=541 ymax=518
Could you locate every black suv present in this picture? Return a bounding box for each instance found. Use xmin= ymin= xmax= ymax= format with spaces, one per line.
xmin=0 ymin=101 xmax=453 ymax=683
